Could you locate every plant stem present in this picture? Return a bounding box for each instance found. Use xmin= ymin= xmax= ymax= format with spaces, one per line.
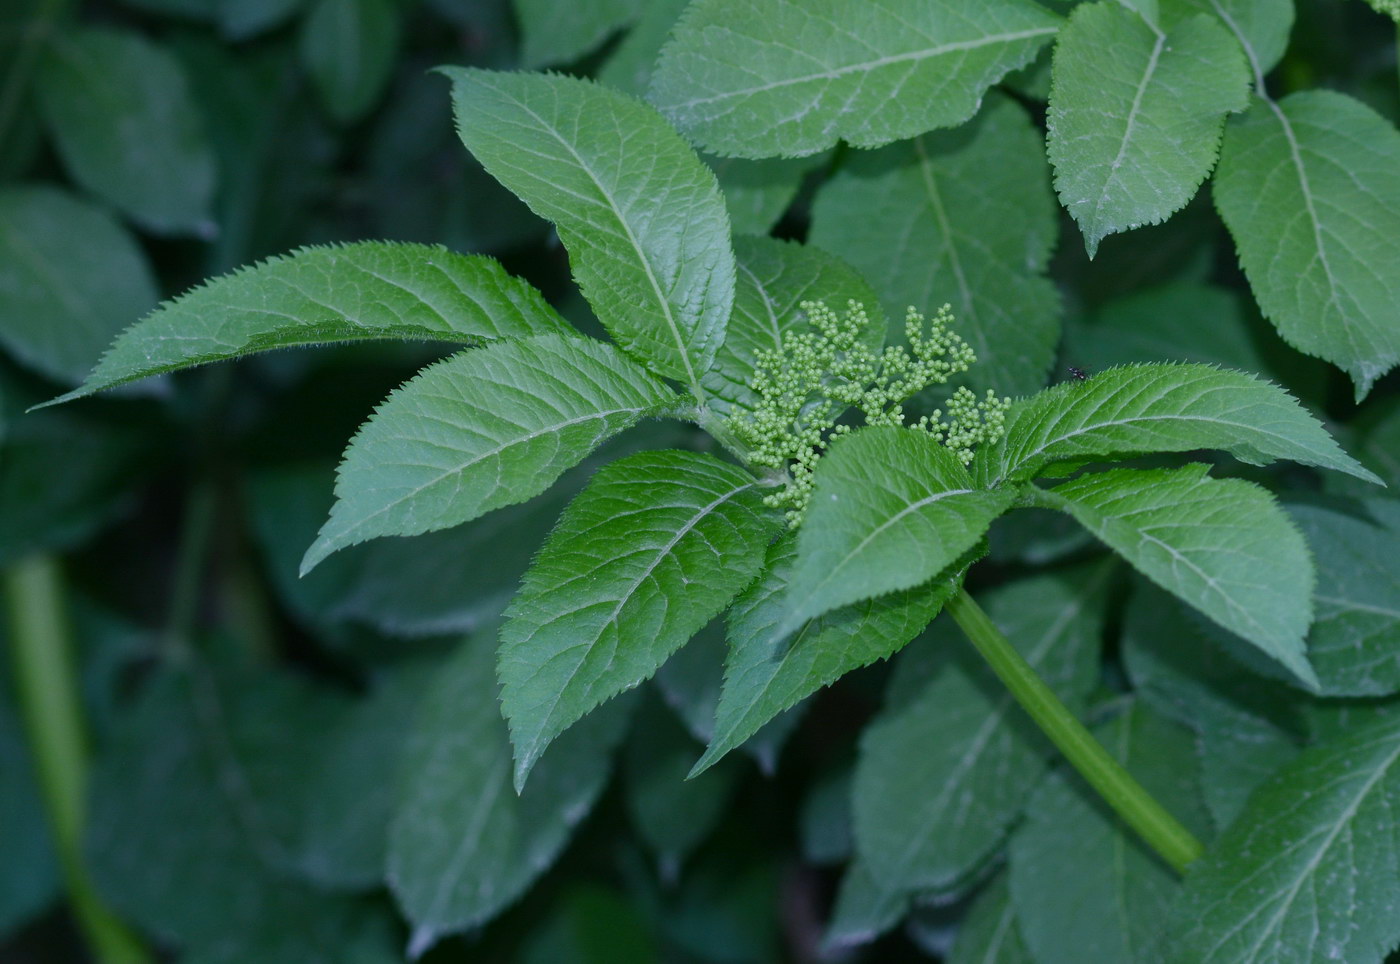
xmin=3 ymin=555 xmax=152 ymax=964
xmin=945 ymin=587 xmax=1204 ymax=875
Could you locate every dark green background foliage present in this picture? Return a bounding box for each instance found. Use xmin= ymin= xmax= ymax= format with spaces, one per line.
xmin=2 ymin=0 xmax=1399 ymax=961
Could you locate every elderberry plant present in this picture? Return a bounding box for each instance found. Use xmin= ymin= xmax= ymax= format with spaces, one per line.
xmin=5 ymin=1 xmax=1400 ymax=962
xmin=733 ymin=299 xmax=1008 ymax=525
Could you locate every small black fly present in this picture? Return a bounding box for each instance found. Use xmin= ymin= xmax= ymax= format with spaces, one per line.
xmin=1067 ymin=366 xmax=1090 ymax=382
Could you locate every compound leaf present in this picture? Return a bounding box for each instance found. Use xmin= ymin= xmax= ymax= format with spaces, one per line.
xmin=809 ymin=92 xmax=1060 ymax=396
xmin=1169 ymin=711 xmax=1400 ymax=963
xmin=499 ymin=450 xmax=777 ymax=789
xmin=779 ymin=427 xmax=1015 ymax=635
xmin=52 ymin=242 xmax=565 ymax=405
xmin=1047 ymin=3 xmax=1249 ymax=256
xmin=303 ymin=334 xmax=677 ymax=573
xmin=979 ymin=363 xmax=1378 ymax=487
xmin=1031 ymin=464 xmax=1317 ymax=686
xmin=649 ymin=0 xmax=1061 ymax=158
xmin=445 ymin=68 xmax=734 ymax=396
xmin=1213 ymin=91 xmax=1400 ymax=400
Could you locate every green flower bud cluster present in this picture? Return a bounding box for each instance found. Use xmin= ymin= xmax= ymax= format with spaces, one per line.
xmin=730 ymin=299 xmax=1010 ymax=526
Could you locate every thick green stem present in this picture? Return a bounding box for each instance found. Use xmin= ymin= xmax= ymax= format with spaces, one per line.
xmin=3 ymin=555 xmax=152 ymax=964
xmin=945 ymin=587 xmax=1204 ymax=875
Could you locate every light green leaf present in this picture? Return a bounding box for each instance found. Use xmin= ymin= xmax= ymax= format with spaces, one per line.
xmin=36 ymin=27 xmax=215 ymax=234
xmin=948 ymin=875 xmax=1032 ymax=964
xmin=1289 ymin=499 xmax=1400 ymax=697
xmin=389 ymin=635 xmax=632 ymax=952
xmin=854 ymin=563 xmax=1110 ymax=893
xmin=779 ymin=427 xmax=1012 ymax=636
xmin=979 ymin=363 xmax=1379 ymax=487
xmin=692 ymin=531 xmax=961 ymax=776
xmin=303 ymin=333 xmax=677 ymax=573
xmin=1122 ymin=580 xmax=1305 ymax=829
xmin=1010 ymin=703 xmax=1212 ymax=964
xmin=1213 ymin=90 xmax=1400 ymax=400
xmin=1362 ymin=0 xmax=1399 ymax=20
xmin=1164 ymin=0 xmax=1293 ymax=74
xmin=499 ymin=449 xmax=776 ymax=789
xmin=444 ymin=68 xmax=735 ymax=395
xmin=515 ymin=0 xmax=641 ymax=67
xmin=1031 ymin=464 xmax=1318 ymax=686
xmin=1047 ymin=3 xmax=1249 ymax=256
xmin=300 ymin=0 xmax=400 ymax=124
xmin=0 ymin=186 xmax=158 ymax=385
xmin=649 ymin=0 xmax=1061 ymax=158
xmin=808 ymin=92 xmax=1060 ymax=396
xmin=702 ymin=236 xmax=884 ymax=417
xmin=52 ymin=242 xmax=566 ymax=405
xmin=1168 ymin=711 xmax=1400 ymax=963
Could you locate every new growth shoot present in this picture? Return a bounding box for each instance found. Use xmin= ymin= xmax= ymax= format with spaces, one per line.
xmin=731 ymin=300 xmax=1010 ymax=526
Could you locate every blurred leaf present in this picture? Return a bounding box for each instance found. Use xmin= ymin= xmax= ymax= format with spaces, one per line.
xmin=1010 ymin=703 xmax=1212 ymax=964
xmin=650 ymin=0 xmax=1061 ymax=158
xmin=219 ymin=0 xmax=305 ymax=40
xmin=515 ymin=0 xmax=641 ymax=67
xmin=55 ymin=242 xmax=566 ymax=404
xmin=0 ymin=186 xmax=157 ymax=385
xmin=980 ymin=362 xmax=1378 ymax=487
xmin=1168 ymin=710 xmax=1400 ymax=963
xmin=703 ymin=236 xmax=884 ymax=418
xmin=598 ymin=0 xmax=691 ymax=94
xmin=824 ymin=860 xmax=907 ymax=950
xmin=301 ymin=0 xmax=400 ymax=124
xmin=1213 ymin=90 xmax=1400 ymax=400
xmin=36 ymin=27 xmax=215 ymax=234
xmin=1289 ymin=498 xmax=1400 ymax=697
xmin=0 ymin=668 xmax=59 ymax=940
xmin=778 ymin=427 xmax=1013 ymax=635
xmin=947 ymin=874 xmax=1032 ymax=964
xmin=809 ymin=92 xmax=1060 ymax=396
xmin=521 ymin=886 xmax=658 ymax=964
xmin=499 ymin=450 xmax=776 ymax=788
xmin=446 ymin=68 xmax=735 ymax=395
xmin=388 ymin=634 xmax=633 ymax=952
xmin=303 ymin=334 xmax=677 ymax=572
xmin=799 ymin=764 xmax=853 ymax=865
xmin=1047 ymin=3 xmax=1248 ymax=256
xmin=1032 ymin=465 xmax=1318 ymax=686
xmin=853 ymin=562 xmax=1111 ymax=893
xmin=86 ymin=666 xmax=400 ymax=962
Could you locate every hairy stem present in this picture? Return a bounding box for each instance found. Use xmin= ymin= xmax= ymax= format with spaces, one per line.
xmin=3 ymin=555 xmax=151 ymax=963
xmin=945 ymin=587 xmax=1204 ymax=874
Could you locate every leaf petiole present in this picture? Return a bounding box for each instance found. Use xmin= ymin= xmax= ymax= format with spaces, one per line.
xmin=945 ymin=587 xmax=1204 ymax=874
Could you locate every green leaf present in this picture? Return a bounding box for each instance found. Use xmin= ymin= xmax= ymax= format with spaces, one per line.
xmin=1213 ymin=90 xmax=1400 ymax=399
xmin=1031 ymin=464 xmax=1318 ymax=686
xmin=1289 ymin=499 xmax=1400 ymax=697
xmin=388 ymin=635 xmax=632 ymax=952
xmin=522 ymin=887 xmax=659 ymax=964
xmin=1047 ymin=3 xmax=1249 ymax=256
xmin=217 ymin=0 xmax=305 ymax=40
xmin=1062 ymin=283 xmax=1268 ymax=375
xmin=444 ymin=68 xmax=735 ymax=395
xmin=0 ymin=675 xmax=58 ymax=940
xmin=499 ymin=449 xmax=777 ymax=789
xmin=35 ymin=27 xmax=215 ymax=234
xmin=302 ymin=334 xmax=677 ymax=572
xmin=52 ymin=242 xmax=566 ymax=405
xmin=979 ymin=363 xmax=1379 ymax=487
xmin=0 ymin=186 xmax=158 ymax=385
xmin=853 ymin=563 xmax=1110 ymax=893
xmin=1168 ymin=710 xmax=1400 ymax=963
xmin=623 ymin=693 xmax=742 ymax=870
xmin=1010 ymin=703 xmax=1213 ymax=964
xmin=1165 ymin=0 xmax=1293 ymax=74
xmin=808 ymin=91 xmax=1060 ymax=396
xmin=708 ymin=154 xmax=824 ymax=236
xmin=691 ymin=531 xmax=961 ymax=776
xmin=800 ymin=765 xmax=853 ymax=865
xmin=702 ymin=236 xmax=884 ymax=417
xmin=649 ymin=0 xmax=1061 ymax=158
xmin=86 ymin=667 xmax=400 ymax=962
xmin=515 ymin=0 xmax=641 ymax=67
xmin=1122 ymin=580 xmax=1305 ymax=828
xmin=778 ymin=427 xmax=1016 ymax=635
xmin=948 ymin=875 xmax=1032 ymax=964
xmin=824 ymin=860 xmax=908 ymax=951
xmin=598 ymin=0 xmax=691 ymax=94
xmin=300 ymin=0 xmax=400 ymax=124
xmin=1362 ymin=0 xmax=1400 ymax=20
